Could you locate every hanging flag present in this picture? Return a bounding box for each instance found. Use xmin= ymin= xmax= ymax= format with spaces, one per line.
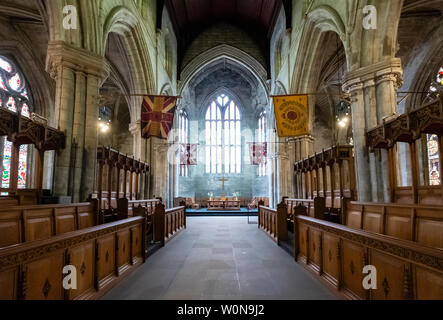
xmin=141 ymin=95 xmax=177 ymax=139
xmin=248 ymin=142 xmax=267 ymax=165
xmin=273 ymin=95 xmax=309 ymax=137
xmin=180 ymin=143 xmax=198 ymax=165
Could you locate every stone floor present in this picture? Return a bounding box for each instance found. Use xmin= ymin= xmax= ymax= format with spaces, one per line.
xmin=102 ymin=217 xmax=337 ymax=300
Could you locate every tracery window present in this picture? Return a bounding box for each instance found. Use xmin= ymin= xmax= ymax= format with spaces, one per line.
xmin=205 ymin=94 xmax=241 ymax=174
xmin=0 ymin=56 xmax=31 ymax=190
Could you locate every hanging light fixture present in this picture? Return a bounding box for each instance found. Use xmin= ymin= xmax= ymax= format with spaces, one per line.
xmin=336 ymin=98 xmax=351 ymax=128
xmin=98 ymin=106 xmax=112 ymax=133
xmin=333 ymin=33 xmax=351 ymax=129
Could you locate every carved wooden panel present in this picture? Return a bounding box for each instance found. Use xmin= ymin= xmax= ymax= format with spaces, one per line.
xmin=346 ymin=204 xmax=362 ymax=229
xmin=298 ymin=224 xmax=308 ymax=260
xmin=116 ymin=229 xmax=130 ymax=275
xmin=322 ymin=233 xmax=340 ymax=285
xmin=0 ymin=267 xmax=18 ymax=299
xmin=418 ymin=187 xmax=443 ymax=205
xmin=24 ymin=253 xmax=64 ymax=300
xmin=385 ymin=209 xmax=412 ymax=241
xmin=362 ymin=206 xmax=383 ymax=234
xmin=131 ymin=225 xmax=142 ymax=261
xmin=97 ymin=234 xmax=115 ymax=286
xmin=415 ymin=266 xmax=443 ymax=300
xmin=0 ymin=210 xmax=22 ymax=247
xmin=308 ymin=228 xmax=322 ymax=272
xmin=370 ymin=250 xmax=406 ymax=300
xmin=67 ymin=241 xmax=95 ymax=299
xmin=54 ymin=207 xmax=76 ymax=235
xmin=23 ymin=209 xmax=54 ymax=242
xmin=342 ymin=241 xmax=366 ymax=299
xmin=416 ymin=219 xmax=443 ymax=248
xmin=77 ymin=206 xmax=95 ymax=230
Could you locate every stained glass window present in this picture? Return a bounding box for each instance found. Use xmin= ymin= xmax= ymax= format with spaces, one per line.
xmin=427 ymin=134 xmax=440 ymax=186
xmin=179 ymin=110 xmax=189 ymax=177
xmin=205 ymin=94 xmax=241 ymax=174
xmin=429 ymin=67 xmax=443 ymax=98
xmin=0 ymin=55 xmax=31 ymax=190
xmin=2 ymin=139 xmax=12 ymax=188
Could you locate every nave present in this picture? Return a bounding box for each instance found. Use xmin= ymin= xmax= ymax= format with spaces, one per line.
xmin=102 ymin=217 xmax=335 ymax=300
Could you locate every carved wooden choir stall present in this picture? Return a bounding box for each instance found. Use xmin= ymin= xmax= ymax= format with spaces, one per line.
xmin=96 ymin=146 xmax=150 ymax=222
xmin=257 ymin=107 xmax=443 ymax=299
xmin=293 ymin=145 xmax=356 ymax=223
xmin=366 ymin=98 xmax=443 ymax=205
xmin=0 ymin=106 xmax=66 ymax=204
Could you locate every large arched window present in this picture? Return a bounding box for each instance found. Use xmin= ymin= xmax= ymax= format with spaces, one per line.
xmin=205 ymin=94 xmax=241 ymax=174
xmin=179 ymin=110 xmax=189 ymax=177
xmin=0 ymin=56 xmax=31 ymax=190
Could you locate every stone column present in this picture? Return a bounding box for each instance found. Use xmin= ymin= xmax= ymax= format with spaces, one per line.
xmin=81 ymin=74 xmax=102 ymax=201
xmin=343 ymin=59 xmax=403 ymax=202
xmin=375 ymin=71 xmax=402 ymax=202
xmin=152 ymin=139 xmax=169 ymax=203
xmin=344 ymin=79 xmax=372 ymax=202
xmin=51 ymin=65 xmax=75 ymax=197
xmin=71 ymin=71 xmax=86 ymax=203
xmin=46 ymin=42 xmax=110 ymax=202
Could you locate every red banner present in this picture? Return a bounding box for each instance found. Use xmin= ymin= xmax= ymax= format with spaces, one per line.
xmin=249 ymin=142 xmax=267 ymax=165
xmin=141 ymin=95 xmax=177 ymax=139
xmin=180 ymin=144 xmax=198 ymax=165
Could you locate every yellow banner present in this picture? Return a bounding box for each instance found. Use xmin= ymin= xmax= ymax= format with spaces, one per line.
xmin=273 ymin=95 xmax=309 ymax=137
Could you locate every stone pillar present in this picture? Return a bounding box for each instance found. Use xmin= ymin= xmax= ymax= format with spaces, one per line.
xmin=375 ymin=72 xmax=402 ymax=202
xmin=152 ymin=139 xmax=169 ymax=203
xmin=344 ymin=79 xmax=372 ymax=202
xmin=71 ymin=71 xmax=86 ymax=203
xmin=46 ymin=42 xmax=110 ymax=202
xmin=52 ymin=66 xmax=75 ymax=197
xmin=343 ymin=59 xmax=403 ymax=202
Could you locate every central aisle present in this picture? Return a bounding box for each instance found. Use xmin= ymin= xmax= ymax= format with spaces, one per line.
xmin=102 ymin=217 xmax=336 ymax=300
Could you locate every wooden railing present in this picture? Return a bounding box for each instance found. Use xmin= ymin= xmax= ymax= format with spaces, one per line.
xmin=0 ymin=201 xmax=98 ymax=248
xmin=344 ymin=201 xmax=443 ymax=249
xmin=0 ymin=216 xmax=145 ymax=300
xmin=127 ymin=199 xmax=160 ymax=217
xmin=98 ymin=198 xmax=160 ymax=223
xmin=293 ymin=215 xmax=443 ymax=300
xmin=258 ymin=203 xmax=288 ymax=244
xmin=284 ymin=198 xmax=326 ymax=221
xmin=164 ymin=206 xmax=186 ymax=243
xmin=150 ymin=204 xmax=186 ymax=246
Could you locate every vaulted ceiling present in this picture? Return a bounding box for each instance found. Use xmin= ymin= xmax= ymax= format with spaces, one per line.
xmin=160 ymin=0 xmax=291 ymax=73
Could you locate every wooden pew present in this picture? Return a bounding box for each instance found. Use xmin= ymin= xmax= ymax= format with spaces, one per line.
xmin=0 ymin=216 xmax=145 ymax=300
xmin=344 ymin=201 xmax=443 ymax=249
xmin=285 ymin=198 xmax=327 ymax=221
xmin=258 ymin=202 xmax=288 ymax=244
xmin=0 ymin=201 xmax=98 ymax=248
xmin=0 ymin=189 xmax=40 ymax=207
xmin=151 ymin=203 xmax=186 ymax=246
xmin=293 ymin=215 xmax=443 ymax=300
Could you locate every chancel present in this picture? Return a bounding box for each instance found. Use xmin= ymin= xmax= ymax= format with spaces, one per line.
xmin=0 ymin=0 xmax=442 ymax=303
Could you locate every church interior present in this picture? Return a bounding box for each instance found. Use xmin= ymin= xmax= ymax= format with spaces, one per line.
xmin=0 ymin=0 xmax=442 ymax=302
